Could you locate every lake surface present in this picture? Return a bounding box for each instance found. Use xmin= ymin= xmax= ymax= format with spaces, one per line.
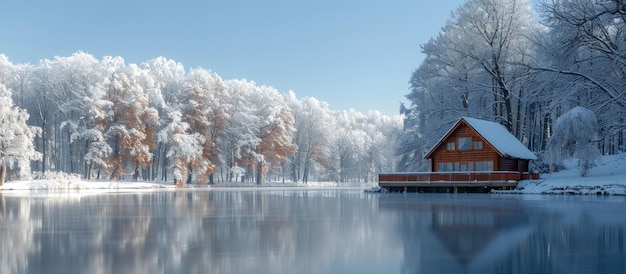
xmin=0 ymin=189 xmax=625 ymax=274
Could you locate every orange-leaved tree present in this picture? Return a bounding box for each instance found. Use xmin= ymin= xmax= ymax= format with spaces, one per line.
xmin=103 ymin=64 xmax=159 ymax=180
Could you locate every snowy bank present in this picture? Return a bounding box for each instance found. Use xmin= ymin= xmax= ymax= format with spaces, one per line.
xmin=0 ymin=172 xmax=173 ymax=193
xmin=0 ymin=172 xmax=372 ymax=194
xmin=8 ymin=152 xmax=626 ymax=196
xmin=209 ymin=181 xmax=373 ymax=188
xmin=497 ymin=153 xmax=626 ymax=196
xmin=0 ymin=179 xmax=176 ymax=194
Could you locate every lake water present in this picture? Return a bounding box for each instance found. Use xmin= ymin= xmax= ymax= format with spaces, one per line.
xmin=0 ymin=189 xmax=625 ymax=274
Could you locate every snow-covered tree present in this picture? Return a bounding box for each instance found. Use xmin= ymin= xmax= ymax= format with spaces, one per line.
xmin=102 ymin=63 xmax=159 ymax=180
xmin=39 ymin=53 xmax=108 ymax=174
xmin=400 ymin=0 xmax=541 ymax=171
xmin=220 ymin=79 xmax=257 ymax=182
xmin=0 ymin=83 xmax=41 ymax=184
xmin=546 ymin=106 xmax=600 ymax=177
xmin=160 ymin=111 xmax=205 ymax=185
xmin=249 ymin=85 xmax=297 ymax=184
xmin=362 ymin=111 xmax=403 ymax=176
xmin=328 ymin=111 xmax=369 ymax=183
xmin=142 ymin=57 xmax=186 ymax=181
xmin=223 ymin=80 xmax=296 ymax=184
xmin=537 ymin=0 xmax=626 ymax=154
xmin=408 ymin=0 xmax=538 ymax=133
xmin=285 ymin=92 xmax=335 ymax=183
xmin=173 ymin=68 xmax=228 ymax=184
xmin=0 ymin=51 xmax=404 ymax=184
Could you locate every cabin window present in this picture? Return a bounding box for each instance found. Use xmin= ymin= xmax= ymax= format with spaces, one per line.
xmin=475 ymin=161 xmax=493 ymax=171
xmin=438 ymin=162 xmax=453 ymax=172
xmin=473 ymin=141 xmax=483 ymax=150
xmin=458 ymin=137 xmax=471 ymax=150
xmin=455 ymin=162 xmax=472 ymax=172
xmin=447 ymin=142 xmax=455 ymax=151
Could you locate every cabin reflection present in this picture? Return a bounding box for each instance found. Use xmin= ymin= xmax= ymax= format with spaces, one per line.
xmin=429 ymin=203 xmax=532 ymax=267
xmin=380 ymin=196 xmax=532 ymax=273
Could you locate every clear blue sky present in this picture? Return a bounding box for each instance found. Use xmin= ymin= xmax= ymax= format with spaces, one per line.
xmin=1 ymin=0 xmax=465 ymax=116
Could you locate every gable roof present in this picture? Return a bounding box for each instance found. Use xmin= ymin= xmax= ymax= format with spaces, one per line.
xmin=425 ymin=117 xmax=537 ymax=160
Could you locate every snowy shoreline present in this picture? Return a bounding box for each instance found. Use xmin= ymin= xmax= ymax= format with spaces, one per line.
xmin=1 ymin=177 xmax=625 ymax=196
xmin=0 ymin=178 xmax=371 ymax=194
xmin=494 ymin=179 xmax=626 ymax=196
xmin=2 ymin=154 xmax=626 ymax=196
xmin=495 ymin=153 xmax=626 ymax=196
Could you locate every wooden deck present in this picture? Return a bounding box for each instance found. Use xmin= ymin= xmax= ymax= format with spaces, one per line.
xmin=378 ymin=171 xmax=539 ymax=193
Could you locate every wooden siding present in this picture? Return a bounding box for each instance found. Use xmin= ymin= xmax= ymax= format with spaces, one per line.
xmin=429 ymin=123 xmax=501 ymax=172
xmin=518 ymin=159 xmax=529 ymax=173
xmin=499 ymin=158 xmax=530 ymax=172
xmin=500 ymin=158 xmax=517 ymax=171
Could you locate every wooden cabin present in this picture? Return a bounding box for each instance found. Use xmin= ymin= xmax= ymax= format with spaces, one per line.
xmin=378 ymin=117 xmax=538 ymax=192
xmin=425 ymin=117 xmax=536 ymax=174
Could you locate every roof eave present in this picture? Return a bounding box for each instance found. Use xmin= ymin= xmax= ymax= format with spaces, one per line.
xmin=423 ymin=118 xmax=464 ymax=159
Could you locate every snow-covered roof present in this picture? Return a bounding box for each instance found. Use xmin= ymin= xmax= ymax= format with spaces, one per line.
xmin=426 ymin=117 xmax=537 ymax=160
xmin=461 ymin=117 xmax=536 ymax=160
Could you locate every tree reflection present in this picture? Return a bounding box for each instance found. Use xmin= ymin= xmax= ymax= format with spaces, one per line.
xmin=0 ymin=190 xmax=398 ymax=274
xmin=0 ymin=194 xmax=39 ymax=274
xmin=2 ymin=192 xmax=624 ymax=274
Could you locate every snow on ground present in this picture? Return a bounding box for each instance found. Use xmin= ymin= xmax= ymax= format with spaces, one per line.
xmin=210 ymin=181 xmax=373 ymax=188
xmin=501 ymin=153 xmax=626 ymax=196
xmin=0 ymin=172 xmax=372 ymax=194
xmin=0 ymin=173 xmax=176 ymax=193
xmin=3 ymin=153 xmax=626 ymax=196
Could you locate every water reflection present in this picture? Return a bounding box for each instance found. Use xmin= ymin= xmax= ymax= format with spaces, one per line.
xmin=0 ymin=190 xmax=399 ymax=274
xmin=382 ymin=194 xmax=626 ymax=274
xmin=0 ymin=191 xmax=625 ymax=274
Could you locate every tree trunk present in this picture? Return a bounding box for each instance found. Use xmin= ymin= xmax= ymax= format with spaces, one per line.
xmin=186 ymin=164 xmax=193 ymax=184
xmin=256 ymin=161 xmax=263 ymax=185
xmin=0 ymin=161 xmax=5 ymax=186
xmin=133 ymin=166 xmax=139 ymax=181
xmin=86 ymin=162 xmax=93 ymax=180
xmin=41 ymin=116 xmax=47 ymax=172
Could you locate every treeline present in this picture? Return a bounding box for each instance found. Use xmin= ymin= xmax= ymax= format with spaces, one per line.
xmin=0 ymin=53 xmax=402 ymax=184
xmin=398 ymin=0 xmax=626 ymax=171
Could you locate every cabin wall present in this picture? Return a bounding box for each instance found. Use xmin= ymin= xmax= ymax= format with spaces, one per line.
xmin=499 ymin=158 xmax=530 ymax=172
xmin=500 ymin=158 xmax=518 ymax=171
xmin=518 ymin=159 xmax=529 ymax=172
xmin=429 ymin=123 xmax=501 ymax=172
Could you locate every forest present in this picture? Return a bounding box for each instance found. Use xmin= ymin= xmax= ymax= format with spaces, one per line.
xmin=0 ymin=0 xmax=625 ymax=184
xmin=0 ymin=53 xmax=402 ymax=185
xmin=397 ymin=0 xmax=626 ymax=173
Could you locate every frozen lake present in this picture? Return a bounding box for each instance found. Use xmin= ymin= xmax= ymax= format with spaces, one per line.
xmin=1 ymin=189 xmax=625 ymax=274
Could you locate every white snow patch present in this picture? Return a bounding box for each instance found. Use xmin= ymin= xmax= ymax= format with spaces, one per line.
xmin=0 ymin=172 xmax=176 ymax=194
xmin=0 ymin=173 xmax=373 ymax=195
xmin=496 ymin=153 xmax=626 ymax=195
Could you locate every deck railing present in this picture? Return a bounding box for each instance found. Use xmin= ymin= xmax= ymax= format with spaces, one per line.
xmin=378 ymin=171 xmax=538 ymax=183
